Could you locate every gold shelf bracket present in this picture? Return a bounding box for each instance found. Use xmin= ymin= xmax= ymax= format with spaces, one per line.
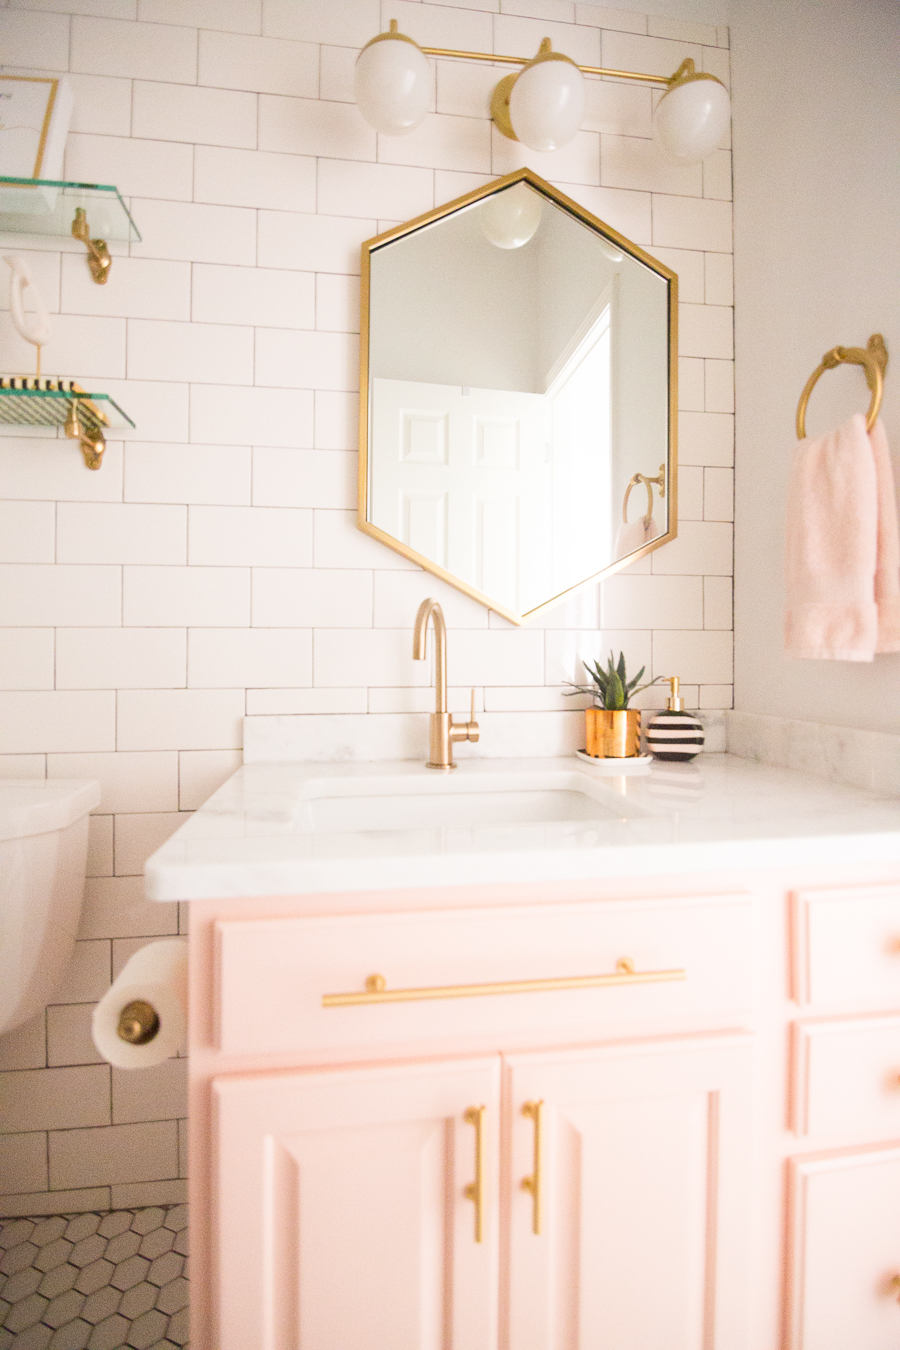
xmin=71 ymin=207 xmax=111 ymax=285
xmin=323 ymin=958 xmax=685 ymax=1007
xmin=64 ymin=397 xmax=105 ymax=469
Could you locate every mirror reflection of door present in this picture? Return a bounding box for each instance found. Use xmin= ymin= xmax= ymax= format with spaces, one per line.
xmin=362 ymin=171 xmax=676 ymax=624
xmin=371 ymin=380 xmax=550 ymax=616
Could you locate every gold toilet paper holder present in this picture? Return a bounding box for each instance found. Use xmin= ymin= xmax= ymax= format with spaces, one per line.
xmin=117 ymin=999 xmax=160 ymax=1045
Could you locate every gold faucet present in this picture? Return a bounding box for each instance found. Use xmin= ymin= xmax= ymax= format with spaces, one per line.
xmin=413 ymin=598 xmax=479 ymax=770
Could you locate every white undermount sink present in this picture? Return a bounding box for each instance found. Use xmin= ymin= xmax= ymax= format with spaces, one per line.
xmin=295 ymin=769 xmax=634 ymax=834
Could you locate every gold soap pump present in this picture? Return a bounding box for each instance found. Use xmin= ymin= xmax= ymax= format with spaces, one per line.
xmin=644 ymin=676 xmax=704 ymax=762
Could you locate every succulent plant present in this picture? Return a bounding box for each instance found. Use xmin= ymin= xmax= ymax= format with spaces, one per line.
xmin=565 ymin=651 xmax=663 ymax=711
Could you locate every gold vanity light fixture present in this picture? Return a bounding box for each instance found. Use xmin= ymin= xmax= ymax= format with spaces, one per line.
xmin=354 ymin=25 xmax=730 ymax=162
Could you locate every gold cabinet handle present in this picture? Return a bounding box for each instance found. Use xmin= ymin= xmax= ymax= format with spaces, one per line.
xmin=520 ymin=1100 xmax=544 ymax=1235
xmin=888 ymin=1274 xmax=900 ymax=1304
xmin=463 ymin=1105 xmax=486 ymax=1243
xmin=323 ymin=958 xmax=685 ymax=1007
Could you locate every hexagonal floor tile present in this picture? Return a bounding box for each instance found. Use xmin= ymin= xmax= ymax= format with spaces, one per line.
xmin=154 ymin=1278 xmax=188 ymax=1318
xmin=2 ymin=1266 xmax=42 ymax=1305
xmin=80 ymin=1286 xmax=120 ymax=1328
xmin=100 ymin=1237 xmax=138 ymax=1272
xmin=135 ymin=1232 xmax=171 ymax=1265
xmin=96 ymin=1216 xmax=129 ymax=1242
xmin=86 ymin=1313 xmax=129 ymax=1350
xmin=38 ymin=1266 xmax=78 ymax=1301
xmin=0 ymin=1222 xmax=34 ymax=1251
xmin=144 ymin=1255 xmax=180 ymax=1292
xmin=63 ymin=1219 xmax=99 ymax=1247
xmin=42 ymin=1290 xmax=86 ymax=1331
xmin=29 ymin=1221 xmax=67 ymax=1250
xmin=0 ymin=1208 xmax=188 ymax=1350
xmin=109 ymin=1259 xmax=149 ymax=1295
xmin=7 ymin=1322 xmax=52 ymax=1349
xmin=116 ymin=1285 xmax=154 ymax=1325
xmin=73 ymin=1263 xmax=114 ymax=1298
xmin=1 ymin=1242 xmax=38 ymax=1277
xmin=124 ymin=1308 xmax=167 ymax=1349
xmin=127 ymin=1213 xmax=162 ymax=1240
xmin=47 ymin=1318 xmax=92 ymax=1350
xmin=33 ymin=1243 xmax=73 ymax=1277
xmin=68 ymin=1239 xmax=105 ymax=1273
xmin=41 ymin=1285 xmax=86 ymax=1328
xmin=3 ymin=1291 xmax=48 ymax=1333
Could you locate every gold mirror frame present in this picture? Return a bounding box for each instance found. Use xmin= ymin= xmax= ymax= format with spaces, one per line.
xmin=357 ymin=167 xmax=678 ymax=625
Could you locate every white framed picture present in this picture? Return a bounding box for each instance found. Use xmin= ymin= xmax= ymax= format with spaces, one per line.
xmin=0 ymin=75 xmax=74 ymax=182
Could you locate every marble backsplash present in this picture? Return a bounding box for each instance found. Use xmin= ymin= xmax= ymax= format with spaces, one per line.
xmin=725 ymin=710 xmax=900 ymax=796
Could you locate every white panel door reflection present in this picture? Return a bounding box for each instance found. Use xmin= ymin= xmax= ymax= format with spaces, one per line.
xmin=371 ymin=378 xmax=551 ymax=615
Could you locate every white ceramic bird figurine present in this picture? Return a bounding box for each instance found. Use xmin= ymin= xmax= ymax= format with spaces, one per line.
xmin=4 ymin=253 xmax=52 ymax=377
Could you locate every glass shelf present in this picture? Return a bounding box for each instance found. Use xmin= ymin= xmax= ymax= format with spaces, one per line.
xmin=0 ymin=379 xmax=135 ymax=431
xmin=0 ymin=178 xmax=140 ymax=243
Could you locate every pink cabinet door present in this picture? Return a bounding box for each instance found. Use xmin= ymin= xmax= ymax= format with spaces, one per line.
xmin=213 ymin=1055 xmax=500 ymax=1350
xmin=504 ymin=1034 xmax=754 ymax=1350
xmin=786 ymin=1144 xmax=900 ymax=1350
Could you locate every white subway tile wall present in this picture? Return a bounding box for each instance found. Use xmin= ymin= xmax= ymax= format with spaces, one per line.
xmin=0 ymin=0 xmax=732 ymax=1212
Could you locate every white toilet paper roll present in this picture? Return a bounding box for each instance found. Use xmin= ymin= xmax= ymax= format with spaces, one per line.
xmin=92 ymin=938 xmax=188 ymax=1069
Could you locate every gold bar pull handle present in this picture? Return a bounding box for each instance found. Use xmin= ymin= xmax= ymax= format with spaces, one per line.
xmin=323 ymin=960 xmax=685 ymax=1007
xmin=463 ymin=1105 xmax=486 ymax=1243
xmin=520 ymin=1099 xmax=544 ymax=1235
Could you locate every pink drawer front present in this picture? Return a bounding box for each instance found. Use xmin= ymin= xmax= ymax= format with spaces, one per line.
xmin=792 ymin=1013 xmax=900 ymax=1137
xmin=792 ymin=884 xmax=900 ymax=1008
xmin=214 ymin=893 xmax=754 ymax=1058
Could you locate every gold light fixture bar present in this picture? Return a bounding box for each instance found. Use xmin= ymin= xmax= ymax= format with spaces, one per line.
xmin=418 ymin=43 xmax=675 ymax=86
xmin=323 ymin=958 xmax=686 ymax=1007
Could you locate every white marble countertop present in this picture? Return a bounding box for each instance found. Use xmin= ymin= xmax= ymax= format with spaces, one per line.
xmin=144 ymin=753 xmax=900 ymax=901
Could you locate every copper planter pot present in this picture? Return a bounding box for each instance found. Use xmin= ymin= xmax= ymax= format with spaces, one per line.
xmin=584 ymin=708 xmax=641 ymax=758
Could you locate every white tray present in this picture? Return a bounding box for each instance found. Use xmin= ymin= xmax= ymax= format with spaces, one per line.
xmin=575 ymin=749 xmax=652 ymax=774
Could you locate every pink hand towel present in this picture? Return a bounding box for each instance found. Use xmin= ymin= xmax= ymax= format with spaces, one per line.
xmin=615 ymin=515 xmax=659 ymax=562
xmin=785 ymin=413 xmax=900 ymax=661
xmin=870 ymin=419 xmax=900 ymax=652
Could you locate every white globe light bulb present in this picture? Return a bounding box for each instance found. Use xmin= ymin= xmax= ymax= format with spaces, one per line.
xmin=479 ymin=183 xmax=543 ymax=249
xmin=508 ymin=45 xmax=585 ymax=153
xmin=652 ymin=67 xmax=730 ymax=165
xmin=354 ymin=25 xmax=431 ymax=136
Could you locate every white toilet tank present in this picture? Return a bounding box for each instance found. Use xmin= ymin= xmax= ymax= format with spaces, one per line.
xmin=0 ymin=779 xmax=101 ymax=1036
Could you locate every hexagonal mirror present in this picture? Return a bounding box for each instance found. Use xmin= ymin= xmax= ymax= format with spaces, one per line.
xmin=358 ymin=168 xmax=677 ymax=625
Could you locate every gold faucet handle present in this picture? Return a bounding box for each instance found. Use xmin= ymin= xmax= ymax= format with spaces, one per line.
xmin=468 ymin=688 xmax=480 ymax=742
xmin=450 ymin=689 xmax=479 ymax=744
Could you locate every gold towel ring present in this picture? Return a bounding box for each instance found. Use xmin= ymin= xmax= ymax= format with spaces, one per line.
xmin=622 ymin=465 xmax=665 ymax=526
xmin=796 ymin=333 xmax=888 ymax=439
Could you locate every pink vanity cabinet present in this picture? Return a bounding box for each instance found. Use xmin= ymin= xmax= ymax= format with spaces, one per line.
xmin=186 ymin=865 xmax=900 ymax=1350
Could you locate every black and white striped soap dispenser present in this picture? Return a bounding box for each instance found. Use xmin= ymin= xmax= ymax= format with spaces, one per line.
xmin=644 ymin=677 xmax=704 ymax=761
